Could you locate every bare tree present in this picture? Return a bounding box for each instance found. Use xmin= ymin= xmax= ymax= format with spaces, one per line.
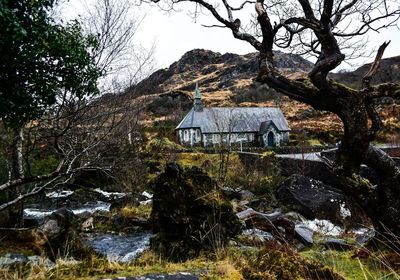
xmin=0 ymin=89 xmax=147 ymax=226
xmin=146 ymin=0 xmax=400 ymax=234
xmin=210 ymin=108 xmax=243 ymax=181
xmin=81 ymin=0 xmax=156 ymax=92
xmin=0 ymin=1 xmax=155 ymax=227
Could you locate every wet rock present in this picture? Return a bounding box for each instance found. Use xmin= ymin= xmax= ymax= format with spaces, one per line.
xmin=355 ymin=228 xmax=376 ymax=246
xmin=240 ymin=229 xmax=275 ymax=244
xmin=237 ymin=208 xmax=295 ymax=242
xmin=294 ymin=224 xmax=313 ymax=245
xmin=321 ymin=238 xmax=353 ymax=251
xmin=284 ymin=212 xmax=307 ymax=223
xmin=37 ymin=208 xmax=75 ymax=240
xmin=276 ymin=174 xmax=368 ymax=226
xmin=27 ymin=256 xmax=55 ymax=268
xmin=246 ymin=198 xmax=272 ymax=213
xmin=81 ymin=217 xmax=94 ymax=232
xmin=140 ymin=191 xmax=153 ymax=200
xmin=139 ymin=199 xmax=152 ymax=206
xmin=220 ymin=187 xmax=240 ymax=200
xmin=0 ymin=253 xmax=53 ymax=269
xmin=237 ymin=189 xmax=255 ymax=202
xmin=34 ymin=208 xmax=87 ymax=259
xmin=277 ymin=157 xmax=341 ymax=187
xmin=112 ymin=214 xmax=151 ymax=231
xmin=0 ymin=253 xmax=28 ymax=268
xmin=150 ymin=163 xmax=241 ymax=261
xmin=304 ymin=219 xmax=343 ymax=236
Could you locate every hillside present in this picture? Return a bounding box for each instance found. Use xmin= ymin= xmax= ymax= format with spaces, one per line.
xmin=124 ymin=49 xmax=399 ymax=144
xmin=331 ymin=55 xmax=400 ymax=89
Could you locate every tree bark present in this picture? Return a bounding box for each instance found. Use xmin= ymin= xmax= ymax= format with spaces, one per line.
xmin=7 ymin=127 xmax=24 ymax=226
xmin=11 ymin=127 xmax=24 ymax=181
xmin=335 ymin=98 xmax=370 ymax=174
xmin=364 ymin=146 xmax=400 ymax=234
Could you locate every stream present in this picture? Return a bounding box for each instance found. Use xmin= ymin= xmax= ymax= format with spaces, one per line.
xmin=24 ymin=201 xmax=112 ymax=219
xmin=82 ymin=232 xmax=152 ymax=263
xmin=22 ymin=188 xmax=153 ymax=262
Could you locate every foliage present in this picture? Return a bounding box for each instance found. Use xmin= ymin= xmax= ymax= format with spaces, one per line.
xmin=203 ymin=260 xmax=244 ymax=280
xmin=175 ymin=152 xmax=281 ymax=196
xmin=232 ymin=83 xmax=281 ymax=104
xmin=145 ymin=137 xmax=183 ymax=153
xmin=228 ymin=243 xmax=344 ymax=280
xmin=302 ymin=248 xmax=400 ymax=280
xmin=0 ymin=0 xmax=101 ymax=127
xmin=0 ymin=252 xmax=212 ymax=280
xmin=27 ymin=149 xmax=59 ymax=177
xmin=119 ymin=204 xmax=152 ymax=219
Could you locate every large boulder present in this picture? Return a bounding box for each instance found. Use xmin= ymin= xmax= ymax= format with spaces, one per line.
xmin=34 ymin=208 xmax=88 ymax=259
xmin=150 ymin=163 xmax=241 ymax=261
xmin=276 ymin=175 xmax=369 ymax=227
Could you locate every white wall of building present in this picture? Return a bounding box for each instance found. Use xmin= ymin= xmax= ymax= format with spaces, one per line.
xmin=178 ymin=128 xmax=289 ymax=147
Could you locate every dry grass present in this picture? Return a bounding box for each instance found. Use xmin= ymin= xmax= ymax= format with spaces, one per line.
xmin=119 ymin=204 xmax=152 ymax=219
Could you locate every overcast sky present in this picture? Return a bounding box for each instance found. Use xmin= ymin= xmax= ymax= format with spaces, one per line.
xmin=63 ymin=1 xmax=400 ymax=71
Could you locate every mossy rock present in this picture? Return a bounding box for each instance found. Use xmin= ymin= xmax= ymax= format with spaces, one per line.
xmin=150 ymin=163 xmax=241 ymax=261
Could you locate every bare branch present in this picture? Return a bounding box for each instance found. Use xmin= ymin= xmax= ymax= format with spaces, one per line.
xmin=362 ymin=41 xmax=391 ymax=88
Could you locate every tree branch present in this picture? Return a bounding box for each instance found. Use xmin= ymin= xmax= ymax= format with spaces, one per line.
xmin=364 ymin=83 xmax=400 ymax=100
xmin=362 ymin=41 xmax=391 ymax=88
xmin=297 ymin=0 xmax=317 ymax=20
xmin=0 ymin=178 xmax=58 ymax=212
xmin=321 ymin=0 xmax=334 ymax=26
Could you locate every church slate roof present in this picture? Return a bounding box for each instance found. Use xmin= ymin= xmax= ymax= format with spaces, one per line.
xmin=176 ymin=107 xmax=290 ymax=133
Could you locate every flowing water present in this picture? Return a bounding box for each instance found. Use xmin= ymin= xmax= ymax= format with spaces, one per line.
xmin=23 ymin=201 xmax=112 ymax=219
xmin=82 ymin=232 xmax=152 ymax=263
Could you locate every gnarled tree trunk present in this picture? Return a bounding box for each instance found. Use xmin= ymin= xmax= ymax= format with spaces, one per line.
xmin=151 ymin=0 xmax=400 ymax=234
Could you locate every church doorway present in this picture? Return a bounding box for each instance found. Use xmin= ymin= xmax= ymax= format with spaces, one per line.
xmin=267 ymin=131 xmax=275 ymax=146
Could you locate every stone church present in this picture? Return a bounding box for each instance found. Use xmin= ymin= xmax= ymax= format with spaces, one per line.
xmin=176 ymin=84 xmax=290 ymax=147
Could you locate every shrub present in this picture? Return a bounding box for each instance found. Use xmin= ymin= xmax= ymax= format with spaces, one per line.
xmin=229 ymin=242 xmax=344 ymax=280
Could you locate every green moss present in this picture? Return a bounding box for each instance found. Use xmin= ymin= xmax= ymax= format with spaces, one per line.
xmin=330 ymin=80 xmax=358 ymax=95
xmin=341 ymin=174 xmax=375 ymax=193
xmin=260 ymin=151 xmax=275 ymax=159
xmin=302 ymin=248 xmax=399 ymax=280
xmin=145 ymin=137 xmax=183 ymax=152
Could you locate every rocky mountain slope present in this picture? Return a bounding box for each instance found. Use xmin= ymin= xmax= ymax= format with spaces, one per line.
xmin=124 ymin=49 xmax=399 ymax=143
xmin=331 ymin=55 xmax=400 ymax=89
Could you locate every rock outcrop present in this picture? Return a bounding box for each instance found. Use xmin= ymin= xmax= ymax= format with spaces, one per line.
xmin=276 ymin=174 xmax=369 ymax=227
xmin=150 ymin=163 xmax=241 ymax=261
